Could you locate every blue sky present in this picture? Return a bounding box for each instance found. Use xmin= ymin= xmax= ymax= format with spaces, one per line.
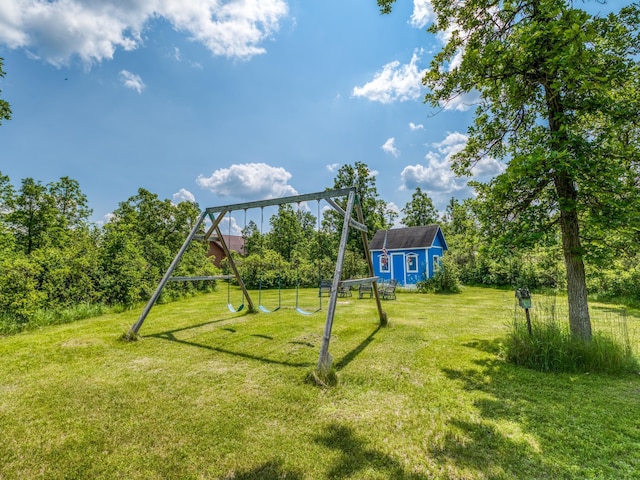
xmin=0 ymin=0 xmax=507 ymax=231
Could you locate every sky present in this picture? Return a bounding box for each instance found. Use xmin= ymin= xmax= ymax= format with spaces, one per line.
xmin=0 ymin=0 xmax=572 ymax=233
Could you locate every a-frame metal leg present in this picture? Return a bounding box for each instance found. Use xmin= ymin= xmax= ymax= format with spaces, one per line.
xmin=213 ymin=216 xmax=255 ymax=313
xmin=356 ymin=202 xmax=387 ymax=326
xmin=317 ymin=190 xmax=356 ymax=372
xmin=127 ymin=211 xmax=208 ymax=337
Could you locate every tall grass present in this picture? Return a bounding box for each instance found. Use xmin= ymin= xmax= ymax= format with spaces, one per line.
xmin=504 ymin=293 xmax=639 ymax=374
xmin=0 ymin=303 xmax=113 ymax=336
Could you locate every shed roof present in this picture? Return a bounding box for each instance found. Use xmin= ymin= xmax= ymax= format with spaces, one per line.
xmin=369 ymin=225 xmax=444 ymax=250
xmin=212 ymin=234 xmax=245 ymax=255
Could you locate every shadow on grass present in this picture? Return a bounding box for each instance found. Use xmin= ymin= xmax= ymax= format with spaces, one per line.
xmin=334 ymin=326 xmax=381 ymax=371
xmin=230 ymin=459 xmax=303 ymax=480
xmin=147 ymin=317 xmax=314 ymax=368
xmin=147 ymin=318 xmax=382 ymax=372
xmin=432 ymin=341 xmax=640 ymax=478
xmin=314 ymin=422 xmax=423 ymax=479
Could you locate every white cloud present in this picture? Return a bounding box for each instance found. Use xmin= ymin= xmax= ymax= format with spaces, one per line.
xmin=400 ymin=132 xmax=468 ymax=193
xmin=219 ymin=214 xmax=242 ymax=236
xmin=326 ymin=163 xmax=340 ymax=173
xmin=471 ymin=156 xmax=505 ymax=180
xmin=409 ymin=122 xmax=424 ymax=131
xmin=381 ymin=137 xmax=399 ymax=157
xmin=196 ymin=162 xmax=298 ymax=199
xmin=352 ymin=49 xmax=425 ymax=104
xmin=409 ymin=0 xmax=434 ymax=29
xmin=0 ymin=0 xmax=289 ymax=67
xmin=401 ymin=155 xmax=464 ymax=194
xmin=119 ymin=70 xmax=145 ymax=93
xmin=400 ymin=131 xmax=505 ymax=198
xmin=95 ymin=212 xmax=114 ymax=227
xmin=172 ymin=188 xmax=196 ymax=204
xmin=433 ymin=132 xmax=468 ymax=156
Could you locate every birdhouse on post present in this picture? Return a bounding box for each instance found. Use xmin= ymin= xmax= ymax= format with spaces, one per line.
xmin=515 ymin=288 xmax=532 ymax=335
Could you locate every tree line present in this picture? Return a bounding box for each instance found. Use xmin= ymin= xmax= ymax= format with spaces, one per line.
xmin=3 ymin=0 xmax=640 ymax=343
xmin=2 ymin=158 xmax=638 ymax=333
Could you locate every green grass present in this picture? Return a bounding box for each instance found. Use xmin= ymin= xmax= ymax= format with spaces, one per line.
xmin=1 ymin=287 xmax=639 ymax=479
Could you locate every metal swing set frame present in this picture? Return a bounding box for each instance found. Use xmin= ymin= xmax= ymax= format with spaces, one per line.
xmin=127 ymin=187 xmax=387 ymax=373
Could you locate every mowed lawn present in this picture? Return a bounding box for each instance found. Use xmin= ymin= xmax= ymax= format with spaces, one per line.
xmin=1 ymin=286 xmax=639 ymax=479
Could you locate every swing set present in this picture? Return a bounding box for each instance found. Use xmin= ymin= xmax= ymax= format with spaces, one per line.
xmin=127 ymin=187 xmax=387 ymax=373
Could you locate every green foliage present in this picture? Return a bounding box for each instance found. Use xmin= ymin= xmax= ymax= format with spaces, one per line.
xmin=417 ymin=255 xmax=461 ymax=293
xmin=0 ymin=253 xmax=45 ymax=323
xmin=98 ymin=229 xmax=147 ymax=307
xmin=381 ymin=0 xmax=640 ymax=341
xmin=325 ymin=161 xmax=390 ymax=256
xmin=0 ymin=58 xmax=10 ymax=125
xmin=400 ymin=187 xmax=438 ymax=227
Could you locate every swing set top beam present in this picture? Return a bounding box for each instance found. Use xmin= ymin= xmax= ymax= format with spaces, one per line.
xmin=204 ymin=187 xmax=357 ymax=214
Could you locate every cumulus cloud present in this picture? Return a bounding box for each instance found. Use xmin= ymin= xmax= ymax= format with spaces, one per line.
xmin=382 ymin=137 xmax=399 ymax=157
xmin=326 ymin=163 xmax=340 ymax=173
xmin=196 ymin=162 xmax=298 ymax=199
xmin=0 ymin=0 xmax=288 ymax=67
xmin=172 ymin=188 xmax=196 ymax=204
xmin=401 ymin=154 xmax=465 ymax=194
xmin=409 ymin=0 xmax=434 ymax=29
xmin=352 ymin=49 xmax=425 ymax=104
xmin=119 ymin=70 xmax=145 ymax=93
xmin=400 ymin=132 xmax=469 ymax=193
xmin=400 ymin=131 xmax=505 ymax=201
xmin=409 ymin=122 xmax=424 ymax=131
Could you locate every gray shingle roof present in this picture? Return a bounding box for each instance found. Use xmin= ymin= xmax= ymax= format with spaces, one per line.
xmin=369 ymin=225 xmax=441 ymax=250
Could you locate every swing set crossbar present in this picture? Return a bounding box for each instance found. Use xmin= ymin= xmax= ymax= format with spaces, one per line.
xmin=204 ymin=187 xmax=357 ymax=214
xmin=169 ymin=275 xmax=233 ymax=282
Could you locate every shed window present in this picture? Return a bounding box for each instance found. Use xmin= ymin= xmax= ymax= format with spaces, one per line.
xmin=406 ymin=254 xmax=418 ymax=273
xmin=380 ymin=253 xmax=390 ymax=272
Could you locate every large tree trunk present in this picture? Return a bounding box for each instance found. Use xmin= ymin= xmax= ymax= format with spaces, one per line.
xmin=554 ymin=173 xmax=593 ymax=341
xmin=544 ymin=74 xmax=593 ymax=341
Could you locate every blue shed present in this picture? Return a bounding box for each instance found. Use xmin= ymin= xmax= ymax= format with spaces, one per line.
xmin=369 ymin=225 xmax=448 ymax=288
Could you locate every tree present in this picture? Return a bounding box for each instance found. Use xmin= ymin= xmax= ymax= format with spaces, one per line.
xmin=7 ymin=178 xmax=57 ymax=254
xmin=326 ymin=161 xmax=390 ymax=255
xmin=0 ymin=58 xmax=11 ymax=126
xmin=48 ymin=176 xmax=92 ymax=231
xmin=378 ymin=0 xmax=640 ymax=341
xmin=401 ymin=187 xmax=438 ymax=227
xmin=0 ymin=171 xmax=15 ymax=253
xmin=102 ymin=188 xmax=214 ymax=303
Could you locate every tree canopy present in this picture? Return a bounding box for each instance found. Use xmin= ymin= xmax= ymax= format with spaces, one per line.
xmin=401 ymin=187 xmax=439 ymax=227
xmin=0 ymin=58 xmax=10 ymax=125
xmin=379 ymin=0 xmax=640 ymax=340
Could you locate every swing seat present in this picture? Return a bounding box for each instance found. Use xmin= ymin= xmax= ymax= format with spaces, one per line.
xmin=295 ymin=307 xmax=319 ymax=316
xmin=227 ymin=303 xmax=244 ymax=313
xmin=259 ymin=305 xmax=280 ymax=313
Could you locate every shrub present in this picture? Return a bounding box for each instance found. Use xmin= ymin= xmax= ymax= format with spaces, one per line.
xmin=417 ymin=256 xmax=461 ymax=293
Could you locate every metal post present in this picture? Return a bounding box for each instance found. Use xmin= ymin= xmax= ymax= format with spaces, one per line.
xmin=214 ymin=222 xmax=255 ymax=313
xmin=127 ymin=211 xmax=207 ymax=336
xmin=356 ymin=202 xmax=387 ymax=326
xmin=317 ymin=190 xmax=356 ymax=372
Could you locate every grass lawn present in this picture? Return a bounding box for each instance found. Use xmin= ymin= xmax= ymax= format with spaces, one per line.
xmin=1 ymin=286 xmax=639 ymax=479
